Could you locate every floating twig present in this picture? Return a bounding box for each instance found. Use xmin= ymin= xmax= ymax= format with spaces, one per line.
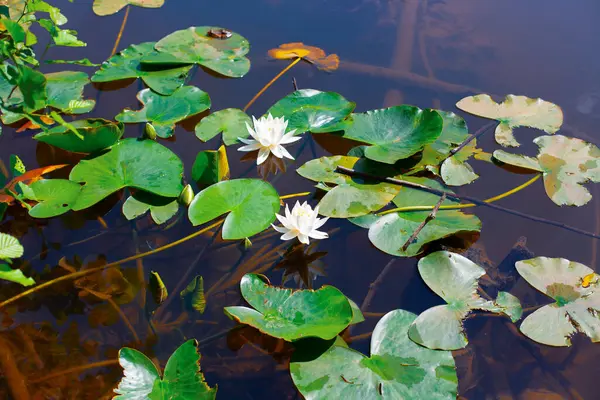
xmin=292 ymin=77 xmax=298 ymax=91
xmin=335 ymin=166 xmax=600 ymax=240
xmin=446 ymin=121 xmax=496 ymax=159
xmin=401 ymin=193 xmax=446 ymax=252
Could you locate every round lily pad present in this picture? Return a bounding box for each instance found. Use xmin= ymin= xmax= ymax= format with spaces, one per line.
xmin=27 ymin=179 xmax=82 ymax=218
xmin=93 ymin=0 xmax=164 ymax=16
xmin=34 ymin=118 xmax=123 ymax=153
xmin=194 ymin=108 xmax=251 ymax=146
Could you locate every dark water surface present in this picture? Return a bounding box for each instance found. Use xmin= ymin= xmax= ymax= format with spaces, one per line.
xmin=2 ymin=0 xmax=600 ymax=398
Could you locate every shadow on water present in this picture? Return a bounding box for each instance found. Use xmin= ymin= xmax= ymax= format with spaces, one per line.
xmin=2 ymin=0 xmax=600 ymax=398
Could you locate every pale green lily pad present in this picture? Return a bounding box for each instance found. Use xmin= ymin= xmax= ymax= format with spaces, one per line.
xmin=93 ymin=0 xmax=164 ymax=16
xmin=122 ymin=192 xmax=179 ymax=225
xmin=515 ymin=257 xmax=600 ymax=346
xmin=456 ymin=94 xmax=563 ymax=147
xmin=192 ymin=145 xmax=230 ymax=185
xmin=440 ymin=141 xmax=480 ymax=186
xmin=408 ymin=251 xmax=507 ymax=350
xmin=188 ymin=179 xmax=279 ymax=240
xmin=495 ymin=291 xmax=523 ymax=323
xmin=0 ymin=264 xmax=35 ymax=286
xmin=142 ymin=26 xmax=251 ymax=78
xmin=367 ymin=177 xmax=481 ymax=257
xmin=116 ymin=86 xmax=211 ymax=138
xmin=34 ymin=118 xmax=123 ymax=153
xmin=0 ymin=233 xmax=24 ymax=259
xmin=224 ymin=274 xmax=354 ymax=341
xmin=69 ymin=138 xmax=184 ymax=210
xmin=266 ymin=89 xmax=356 ymax=134
xmin=493 ymin=135 xmax=600 ymax=206
xmin=26 ymin=179 xmax=81 ymax=218
xmin=297 ymin=156 xmax=401 ymax=218
xmin=195 ymin=109 xmax=251 ymax=146
xmin=114 ymin=339 xmax=216 ymax=399
xmin=328 ymin=106 xmax=443 ymax=164
xmin=91 ymin=42 xmax=193 ymax=95
xmin=290 ymin=309 xmax=457 ymax=399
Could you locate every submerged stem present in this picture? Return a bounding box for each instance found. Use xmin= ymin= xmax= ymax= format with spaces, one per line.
xmin=377 ymin=174 xmax=542 ymax=216
xmin=29 ymin=359 xmax=119 ymax=383
xmin=242 ymin=57 xmax=302 ymax=112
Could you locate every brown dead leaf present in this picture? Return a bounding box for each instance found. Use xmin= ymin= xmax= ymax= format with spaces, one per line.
xmin=0 ymin=164 xmax=69 ymax=204
xmin=268 ymin=42 xmax=340 ymax=71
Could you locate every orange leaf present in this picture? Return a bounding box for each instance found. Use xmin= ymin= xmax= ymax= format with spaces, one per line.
xmin=268 ymin=42 xmax=340 ymax=72
xmin=0 ymin=164 xmax=69 ymax=204
xmin=16 ymin=115 xmax=55 ymax=133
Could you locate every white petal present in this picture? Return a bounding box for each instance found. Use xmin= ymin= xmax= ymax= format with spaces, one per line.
xmin=278 ymin=145 xmax=295 ymax=160
xmin=270 ymin=145 xmax=284 ymax=158
xmin=238 ymin=143 xmax=263 ymax=152
xmin=312 ymin=217 xmax=329 ymax=230
xmin=238 ymin=137 xmax=256 ymax=145
xmin=284 ymin=204 xmax=292 ymax=220
xmin=271 ymin=224 xmax=290 ymax=233
xmin=276 ymin=213 xmax=294 ymax=230
xmin=280 ymin=131 xmax=301 ymax=144
xmin=257 ymin=148 xmax=270 ymax=165
xmin=308 ymin=230 xmax=329 ymax=240
xmin=298 ymin=233 xmax=310 ymax=244
xmin=281 ymin=231 xmax=299 ymax=241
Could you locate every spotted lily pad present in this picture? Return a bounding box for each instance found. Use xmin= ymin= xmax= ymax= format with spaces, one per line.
xmin=224 ymin=274 xmax=354 ymax=341
xmin=456 ymin=94 xmax=563 ymax=147
xmin=367 ymin=178 xmax=481 ymax=257
xmin=93 ymin=0 xmax=164 ymax=16
xmin=142 ymin=26 xmax=251 ymax=78
xmin=297 ymin=156 xmax=401 ymax=218
xmin=408 ymin=251 xmax=511 ymax=350
xmin=25 ymin=179 xmax=81 ymax=218
xmin=91 ymin=42 xmax=193 ymax=95
xmin=188 ymin=179 xmax=280 ymax=240
xmin=290 ymin=309 xmax=457 ymax=399
xmin=114 ymin=339 xmax=216 ymax=399
xmin=34 ymin=118 xmax=123 ymax=153
xmin=69 ymin=138 xmax=184 ymax=210
xmin=493 ymin=135 xmax=600 ymax=206
xmin=515 ymin=257 xmax=600 ymax=347
xmin=122 ymin=191 xmax=179 ymax=225
xmin=116 ymin=86 xmax=211 ymax=138
xmin=266 ymin=89 xmax=355 ymax=134
xmin=194 ymin=108 xmax=251 ymax=146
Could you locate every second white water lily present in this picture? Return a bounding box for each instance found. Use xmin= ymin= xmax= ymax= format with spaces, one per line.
xmin=238 ymin=114 xmax=301 ymax=165
xmin=272 ymin=201 xmax=329 ymax=244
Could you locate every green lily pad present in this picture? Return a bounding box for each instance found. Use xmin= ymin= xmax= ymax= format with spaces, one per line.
xmin=34 ymin=118 xmax=123 ymax=153
xmin=91 ymin=42 xmax=193 ymax=95
xmin=266 ymin=89 xmax=356 ymax=134
xmin=330 ymin=105 xmax=443 ymax=164
xmin=367 ymin=177 xmax=481 ymax=257
xmin=493 ymin=135 xmax=600 ymax=206
xmin=408 ymin=251 xmax=508 ymax=350
xmin=26 ymin=179 xmax=81 ymax=218
xmin=122 ymin=191 xmax=179 ymax=225
xmin=515 ymin=257 xmax=600 ymax=346
xmin=297 ymin=156 xmax=401 ymax=218
xmin=188 ymin=179 xmax=279 ymax=240
xmin=456 ymin=94 xmax=563 ymax=147
xmin=194 ymin=108 xmax=251 ymax=146
xmin=0 ymin=264 xmax=35 ymax=286
xmin=45 ymin=71 xmax=95 ymax=114
xmin=290 ymin=309 xmax=457 ymax=399
xmin=116 ymin=86 xmax=211 ymax=138
xmin=0 ymin=233 xmax=24 ymax=259
xmin=192 ymin=145 xmax=230 ymax=185
xmin=224 ymin=274 xmax=354 ymax=341
xmin=93 ymin=0 xmax=164 ymax=16
xmin=142 ymin=26 xmax=251 ymax=78
xmin=114 ymin=339 xmax=216 ymax=399
xmin=69 ymin=138 xmax=184 ymax=210
xmin=495 ymin=291 xmax=523 ymax=323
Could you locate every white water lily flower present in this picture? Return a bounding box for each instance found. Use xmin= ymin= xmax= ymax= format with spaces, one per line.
xmin=272 ymin=201 xmax=329 ymax=244
xmin=238 ymin=113 xmax=301 ymax=165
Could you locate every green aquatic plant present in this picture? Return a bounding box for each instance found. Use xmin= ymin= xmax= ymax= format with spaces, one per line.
xmin=0 ymin=233 xmax=34 ymax=286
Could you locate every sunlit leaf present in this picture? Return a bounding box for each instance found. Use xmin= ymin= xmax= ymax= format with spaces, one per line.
xmin=142 ymin=26 xmax=250 ymax=78
xmin=194 ymin=108 xmax=251 ymax=146
xmin=367 ymin=177 xmax=481 ymax=257
xmin=181 ymin=275 xmax=206 ymax=314
xmin=267 ymin=89 xmax=355 ymax=134
xmin=297 ymin=156 xmax=401 ymax=218
xmin=0 ymin=164 xmax=68 ymax=204
xmin=69 ymin=138 xmax=184 ymax=210
xmin=45 ymin=58 xmax=99 ymax=67
xmin=122 ymin=191 xmax=179 ymax=225
xmin=268 ymin=42 xmax=340 ymax=71
xmin=224 ymin=274 xmax=354 ymax=341
xmin=440 ymin=142 xmax=479 ymax=186
xmin=114 ymin=339 xmax=216 ymax=399
xmin=37 ymin=19 xmax=86 ymax=47
xmin=10 ymin=154 xmax=25 ymax=177
xmin=45 ymin=71 xmax=95 ymax=113
xmin=515 ymin=257 xmax=600 ymax=346
xmin=116 ymin=86 xmax=211 ymax=138
xmin=92 ymin=42 xmax=192 ymax=95
xmin=495 ymin=291 xmax=522 ymax=323
xmin=26 ymin=179 xmax=81 ymax=218
xmin=0 ymin=263 xmax=35 ymax=286
xmin=456 ymin=94 xmax=563 ymax=147
xmin=34 ymin=118 xmax=123 ymax=153
xmin=93 ymin=0 xmax=164 ymax=16
xmin=192 ymin=145 xmax=230 ymax=185
xmin=290 ymin=309 xmax=458 ymax=399
xmin=408 ymin=251 xmax=511 ymax=350
xmin=0 ymin=232 xmax=23 ymax=259
xmin=188 ymin=179 xmax=279 ymax=240
xmin=3 ymin=19 xmax=25 ymax=43
xmin=493 ymin=135 xmax=600 ymax=206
